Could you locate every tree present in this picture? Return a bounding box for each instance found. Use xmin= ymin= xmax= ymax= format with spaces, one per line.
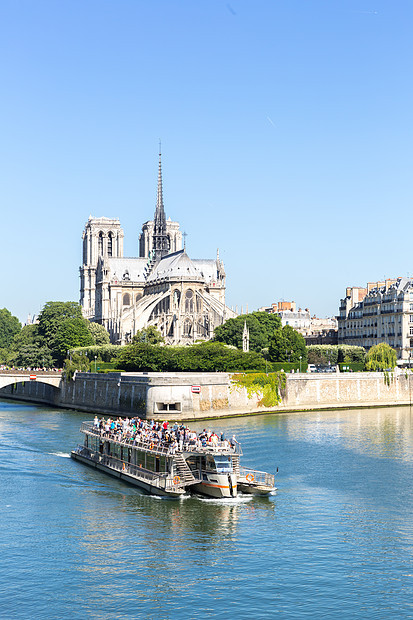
xmin=38 ymin=302 xmax=83 ymax=346
xmin=117 ymin=340 xmax=266 ymax=372
xmin=365 ymin=343 xmax=397 ymax=371
xmin=12 ymin=324 xmax=42 ymax=349
xmin=53 ymin=318 xmax=94 ymax=363
xmin=0 ymin=308 xmax=21 ymax=349
xmin=14 ymin=345 xmax=54 ymax=368
xmin=268 ymin=325 xmax=307 ymax=363
xmin=132 ymin=326 xmax=165 ymax=345
xmin=63 ymin=351 xmax=91 ymax=380
xmin=307 ymin=345 xmax=366 ymax=365
xmin=88 ymin=322 xmax=111 ymax=345
xmin=213 ymin=312 xmax=281 ymax=352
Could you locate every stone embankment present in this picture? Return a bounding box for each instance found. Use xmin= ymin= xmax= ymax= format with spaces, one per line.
xmin=0 ymin=370 xmax=412 ymax=420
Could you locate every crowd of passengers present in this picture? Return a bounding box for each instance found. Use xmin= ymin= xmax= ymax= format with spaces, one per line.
xmin=92 ymin=416 xmax=238 ymax=452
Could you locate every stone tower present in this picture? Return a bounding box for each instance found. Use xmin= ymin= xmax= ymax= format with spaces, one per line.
xmin=79 ymin=217 xmax=124 ymax=318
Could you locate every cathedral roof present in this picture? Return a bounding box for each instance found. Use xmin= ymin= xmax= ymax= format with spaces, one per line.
xmin=106 ymin=257 xmax=148 ymax=283
xmin=192 ymin=259 xmax=224 ymax=283
xmin=146 ymin=249 xmax=203 ymax=283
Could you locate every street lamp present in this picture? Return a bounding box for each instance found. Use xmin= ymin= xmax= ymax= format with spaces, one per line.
xmin=94 ymin=355 xmax=97 ymax=373
xmin=299 ymin=355 xmax=302 ymax=373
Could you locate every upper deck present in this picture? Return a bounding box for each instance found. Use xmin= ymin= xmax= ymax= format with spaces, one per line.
xmin=80 ymin=421 xmax=242 ymax=457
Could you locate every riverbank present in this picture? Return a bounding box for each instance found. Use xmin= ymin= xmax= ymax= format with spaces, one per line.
xmin=0 ymin=370 xmax=412 ymax=420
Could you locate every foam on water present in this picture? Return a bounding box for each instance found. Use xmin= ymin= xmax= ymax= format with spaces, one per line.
xmin=48 ymin=452 xmax=71 ymax=458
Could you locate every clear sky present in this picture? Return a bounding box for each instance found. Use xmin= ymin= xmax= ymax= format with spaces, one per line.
xmin=1 ymin=0 xmax=413 ymax=323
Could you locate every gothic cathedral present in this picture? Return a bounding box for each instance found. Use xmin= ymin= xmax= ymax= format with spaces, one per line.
xmin=79 ymin=151 xmax=236 ymax=344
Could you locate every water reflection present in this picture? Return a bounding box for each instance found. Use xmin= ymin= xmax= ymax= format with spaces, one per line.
xmin=281 ymin=407 xmax=413 ymax=462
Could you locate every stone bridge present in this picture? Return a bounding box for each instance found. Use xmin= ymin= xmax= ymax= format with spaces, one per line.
xmin=0 ymin=372 xmax=62 ymax=390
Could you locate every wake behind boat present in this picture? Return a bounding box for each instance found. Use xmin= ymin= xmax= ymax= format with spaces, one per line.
xmin=71 ymin=416 xmax=277 ymax=499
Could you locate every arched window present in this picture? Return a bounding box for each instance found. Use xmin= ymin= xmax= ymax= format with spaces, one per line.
xmin=136 ymin=292 xmax=143 ymax=303
xmin=107 ymin=232 xmax=113 ymax=257
xmin=123 ymin=293 xmax=131 ymax=306
xmin=98 ymin=232 xmax=104 ymax=256
xmin=173 ymin=289 xmax=181 ymax=309
xmin=183 ymin=319 xmax=192 ymax=337
xmin=196 ymin=294 xmax=202 ymax=313
xmin=185 ymin=289 xmax=194 ymax=313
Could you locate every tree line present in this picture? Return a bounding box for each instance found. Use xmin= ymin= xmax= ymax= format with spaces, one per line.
xmin=0 ymin=304 xmax=399 ymax=373
xmin=0 ymin=302 xmax=110 ymax=367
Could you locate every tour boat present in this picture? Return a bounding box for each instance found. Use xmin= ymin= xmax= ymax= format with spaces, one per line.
xmin=71 ymin=421 xmax=276 ymax=499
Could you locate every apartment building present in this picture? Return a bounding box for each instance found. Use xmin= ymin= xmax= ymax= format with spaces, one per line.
xmin=338 ymin=277 xmax=413 ymax=363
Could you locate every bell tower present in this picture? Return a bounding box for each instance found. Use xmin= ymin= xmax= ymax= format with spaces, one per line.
xmin=79 ymin=217 xmax=124 ymax=318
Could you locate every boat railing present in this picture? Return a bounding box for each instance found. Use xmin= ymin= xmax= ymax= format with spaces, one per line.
xmin=80 ymin=421 xmax=242 ymax=456
xmin=238 ymin=465 xmax=275 ymax=488
xmin=72 ymin=444 xmax=186 ymax=492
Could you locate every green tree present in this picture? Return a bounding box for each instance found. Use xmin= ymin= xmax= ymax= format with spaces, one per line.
xmin=268 ymin=325 xmax=307 ymax=363
xmin=365 ymin=342 xmax=397 ymax=371
xmin=14 ymin=345 xmax=54 ymax=368
xmin=132 ymin=326 xmax=165 ymax=345
xmin=63 ymin=351 xmax=91 ymax=380
xmin=88 ymin=322 xmax=111 ymax=345
xmin=0 ymin=308 xmax=21 ymax=349
xmin=213 ymin=312 xmax=281 ymax=352
xmin=12 ymin=324 xmax=42 ymax=349
xmin=38 ymin=302 xmax=83 ymax=346
xmin=53 ymin=318 xmax=94 ymax=363
xmin=117 ymin=340 xmax=266 ymax=372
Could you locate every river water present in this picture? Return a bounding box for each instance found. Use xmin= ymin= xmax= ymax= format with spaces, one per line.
xmin=1 ymin=399 xmax=413 ymax=619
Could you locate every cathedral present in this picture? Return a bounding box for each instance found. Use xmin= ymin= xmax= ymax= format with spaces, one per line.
xmin=79 ymin=152 xmax=236 ymax=345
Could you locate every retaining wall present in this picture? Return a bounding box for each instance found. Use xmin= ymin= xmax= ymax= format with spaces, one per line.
xmin=1 ymin=371 xmax=412 ymax=419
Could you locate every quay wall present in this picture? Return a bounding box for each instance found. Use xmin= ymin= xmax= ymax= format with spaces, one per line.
xmin=1 ymin=371 xmax=413 ymax=419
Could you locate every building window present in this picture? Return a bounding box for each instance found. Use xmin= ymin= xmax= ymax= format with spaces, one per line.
xmin=185 ymin=289 xmax=194 ymax=313
xmin=173 ymin=289 xmax=181 ymax=309
xmin=183 ymin=319 xmax=192 ymax=336
xmin=108 ymin=232 xmax=113 ymax=257
xmin=98 ymin=232 xmax=104 ymax=255
xmin=123 ymin=293 xmax=130 ymax=306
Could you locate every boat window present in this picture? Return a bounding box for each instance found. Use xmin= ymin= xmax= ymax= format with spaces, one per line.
xmin=146 ymin=454 xmax=155 ymax=471
xmin=135 ymin=449 xmax=145 ymax=468
xmin=205 ymin=455 xmax=217 ymax=472
xmin=214 ymin=456 xmax=233 ymax=473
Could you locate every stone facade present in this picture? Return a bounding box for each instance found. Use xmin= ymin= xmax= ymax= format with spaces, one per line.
xmin=338 ymin=278 xmax=413 ymax=363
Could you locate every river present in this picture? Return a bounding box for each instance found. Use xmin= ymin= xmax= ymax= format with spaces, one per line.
xmin=1 ymin=399 xmax=413 ymax=619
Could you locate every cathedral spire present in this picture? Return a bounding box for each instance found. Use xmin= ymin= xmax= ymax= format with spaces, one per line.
xmin=155 ymin=142 xmax=165 ymax=221
xmin=152 ymin=143 xmax=170 ymax=261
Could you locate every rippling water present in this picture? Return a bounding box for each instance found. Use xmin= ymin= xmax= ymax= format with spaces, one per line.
xmin=1 ymin=400 xmax=413 ymax=619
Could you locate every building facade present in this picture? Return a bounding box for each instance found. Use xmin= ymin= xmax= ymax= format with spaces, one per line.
xmin=79 ymin=152 xmax=236 ymax=345
xmin=338 ymin=278 xmax=413 ymax=363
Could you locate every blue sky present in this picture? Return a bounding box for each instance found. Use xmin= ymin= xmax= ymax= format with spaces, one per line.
xmin=1 ymin=0 xmax=413 ymax=323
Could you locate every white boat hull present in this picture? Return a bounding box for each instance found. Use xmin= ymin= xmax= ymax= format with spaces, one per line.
xmin=71 ymin=451 xmax=185 ymax=498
